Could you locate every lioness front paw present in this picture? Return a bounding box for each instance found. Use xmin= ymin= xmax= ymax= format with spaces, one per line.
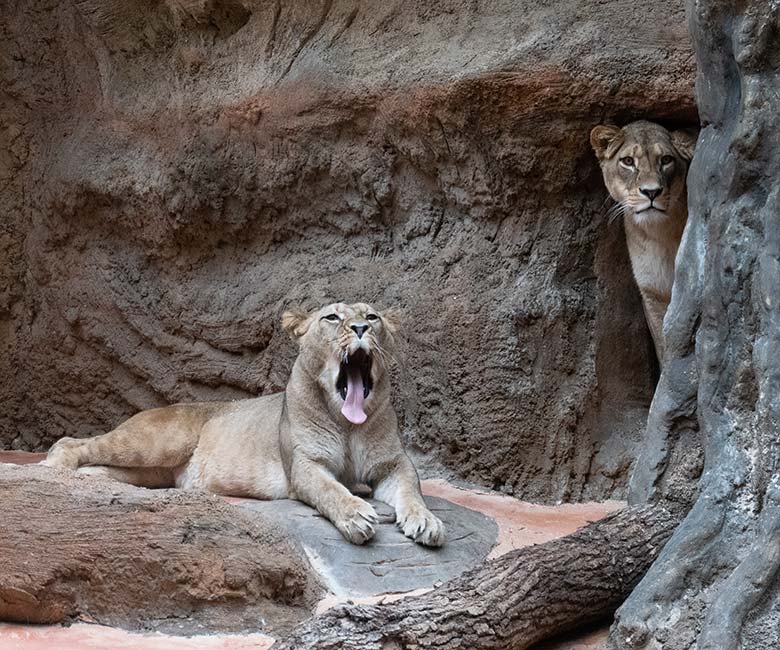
xmin=397 ymin=506 xmax=445 ymax=547
xmin=333 ymin=497 xmax=378 ymax=545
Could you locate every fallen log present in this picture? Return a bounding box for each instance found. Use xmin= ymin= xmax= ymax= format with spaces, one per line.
xmin=276 ymin=504 xmax=680 ymax=650
xmin=0 ymin=463 xmax=320 ymax=633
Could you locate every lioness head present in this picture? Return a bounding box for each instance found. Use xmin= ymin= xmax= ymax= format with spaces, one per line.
xmin=590 ymin=120 xmax=696 ymax=227
xmin=281 ymin=302 xmax=400 ymax=425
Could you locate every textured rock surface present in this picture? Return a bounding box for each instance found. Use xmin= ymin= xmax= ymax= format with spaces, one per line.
xmin=0 ymin=463 xmax=321 ymax=634
xmin=608 ymin=2 xmax=780 ymax=649
xmin=0 ymin=458 xmax=498 ymax=634
xmin=0 ymin=468 xmax=621 ymax=650
xmin=0 ymin=0 xmax=696 ymax=502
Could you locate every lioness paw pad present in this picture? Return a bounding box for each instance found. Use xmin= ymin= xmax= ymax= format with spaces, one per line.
xmin=398 ymin=509 xmax=445 ymax=547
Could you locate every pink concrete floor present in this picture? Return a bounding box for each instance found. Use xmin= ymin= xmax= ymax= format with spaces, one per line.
xmin=421 ymin=479 xmax=622 ymax=559
xmin=0 ymin=451 xmax=618 ymax=649
xmin=0 ymin=451 xmax=45 ymax=464
xmin=0 ymin=624 xmax=274 ymax=650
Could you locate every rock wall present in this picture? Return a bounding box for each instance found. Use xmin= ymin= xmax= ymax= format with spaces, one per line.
xmin=0 ymin=0 xmax=696 ymax=502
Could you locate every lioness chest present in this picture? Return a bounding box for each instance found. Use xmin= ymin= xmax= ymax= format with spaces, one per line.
xmin=625 ymin=224 xmax=682 ymax=297
xmin=174 ymin=393 xmax=290 ymax=499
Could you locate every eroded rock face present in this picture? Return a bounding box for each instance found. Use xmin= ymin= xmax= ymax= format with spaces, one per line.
xmin=0 ymin=0 xmax=695 ymax=502
xmin=0 ymin=463 xmax=321 ymax=634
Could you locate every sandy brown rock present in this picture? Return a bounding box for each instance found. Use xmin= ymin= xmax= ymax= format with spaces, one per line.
xmin=0 ymin=0 xmax=696 ymax=502
xmin=0 ymin=463 xmax=320 ymax=633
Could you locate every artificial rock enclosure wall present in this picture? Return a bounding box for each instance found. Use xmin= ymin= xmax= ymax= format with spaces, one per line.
xmin=0 ymin=0 xmax=696 ymax=503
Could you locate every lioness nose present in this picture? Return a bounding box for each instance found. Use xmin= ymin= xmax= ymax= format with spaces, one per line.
xmin=640 ymin=187 xmax=663 ymax=201
xmin=351 ymin=324 xmax=369 ymax=339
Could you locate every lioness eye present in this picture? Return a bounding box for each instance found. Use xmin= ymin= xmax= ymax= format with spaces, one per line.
xmin=661 ymin=155 xmax=675 ymax=165
xmin=366 ymin=314 xmax=379 ymax=321
xmin=620 ymin=156 xmax=635 ymax=167
xmin=321 ymin=314 xmax=340 ymax=322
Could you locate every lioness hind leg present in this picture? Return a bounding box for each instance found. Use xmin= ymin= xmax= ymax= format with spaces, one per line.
xmin=43 ymin=406 xmax=203 ymax=473
xmin=76 ymin=465 xmax=174 ymax=488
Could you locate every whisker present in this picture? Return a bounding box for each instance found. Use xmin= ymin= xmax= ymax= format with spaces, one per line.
xmin=605 ymin=200 xmax=630 ymax=225
xmin=370 ymin=340 xmax=394 ymax=367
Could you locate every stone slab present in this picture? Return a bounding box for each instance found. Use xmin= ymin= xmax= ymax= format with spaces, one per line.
xmin=237 ymin=495 xmax=498 ymax=597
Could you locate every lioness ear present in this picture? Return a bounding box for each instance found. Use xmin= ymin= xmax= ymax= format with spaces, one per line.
xmin=381 ymin=308 xmax=402 ymax=334
xmin=671 ymin=128 xmax=698 ymax=162
xmin=590 ymin=125 xmax=623 ymax=161
xmin=281 ymin=309 xmax=312 ymax=339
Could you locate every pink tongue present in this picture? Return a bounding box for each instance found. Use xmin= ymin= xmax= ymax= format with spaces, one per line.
xmin=341 ymin=371 xmax=367 ymax=424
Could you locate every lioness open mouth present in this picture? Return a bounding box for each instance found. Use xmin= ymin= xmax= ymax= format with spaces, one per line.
xmin=336 ymin=349 xmax=373 ymax=425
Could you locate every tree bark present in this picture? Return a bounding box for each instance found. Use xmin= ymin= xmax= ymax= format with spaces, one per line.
xmin=276 ymin=505 xmax=679 ymax=650
xmin=607 ymin=2 xmax=780 ymax=649
xmin=0 ymin=463 xmax=319 ymax=632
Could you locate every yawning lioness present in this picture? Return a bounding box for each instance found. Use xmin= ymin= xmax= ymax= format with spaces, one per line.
xmin=44 ymin=302 xmax=445 ymax=547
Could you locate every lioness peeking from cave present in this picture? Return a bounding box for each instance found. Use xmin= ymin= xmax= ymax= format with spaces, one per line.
xmin=44 ymin=302 xmax=445 ymax=547
xmin=590 ymin=120 xmax=696 ymax=363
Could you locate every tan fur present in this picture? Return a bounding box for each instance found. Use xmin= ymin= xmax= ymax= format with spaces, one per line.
xmin=591 ymin=120 xmax=696 ymax=363
xmin=43 ymin=302 xmax=445 ymax=547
